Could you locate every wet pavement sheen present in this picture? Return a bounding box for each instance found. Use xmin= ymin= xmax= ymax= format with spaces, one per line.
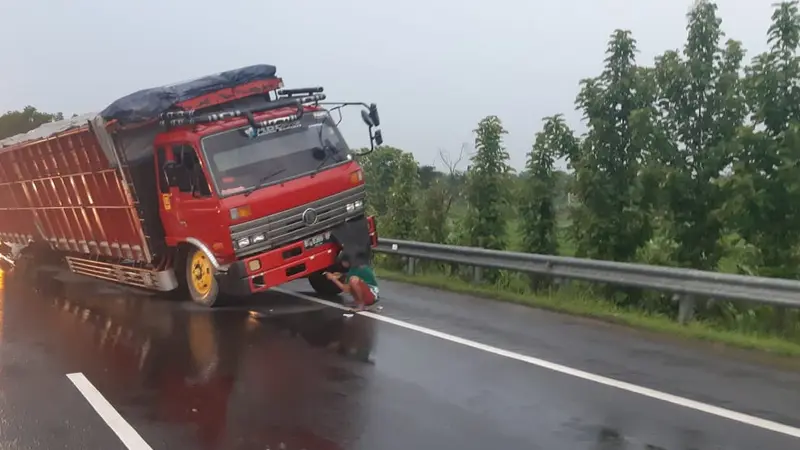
xmin=0 ymin=266 xmax=798 ymax=449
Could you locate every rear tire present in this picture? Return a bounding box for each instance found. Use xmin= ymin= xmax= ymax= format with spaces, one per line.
xmin=308 ymin=270 xmax=343 ymax=296
xmin=185 ymin=246 xmax=219 ymax=307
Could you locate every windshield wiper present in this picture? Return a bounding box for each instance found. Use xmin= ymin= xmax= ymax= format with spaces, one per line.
xmin=312 ymin=144 xmax=344 ymax=175
xmin=311 ymin=116 xmax=344 ymax=175
xmin=243 ymin=167 xmax=287 ymax=197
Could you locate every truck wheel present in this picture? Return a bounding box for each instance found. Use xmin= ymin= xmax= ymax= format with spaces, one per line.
xmin=186 ymin=247 xmax=219 ymax=307
xmin=308 ymin=270 xmax=343 ymax=297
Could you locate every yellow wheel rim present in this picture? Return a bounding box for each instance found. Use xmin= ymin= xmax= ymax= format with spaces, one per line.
xmin=190 ymin=251 xmax=213 ymax=295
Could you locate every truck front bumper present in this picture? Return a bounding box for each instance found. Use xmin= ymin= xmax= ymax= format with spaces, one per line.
xmin=217 ymin=244 xmax=339 ymax=296
xmin=217 ymin=215 xmax=375 ymax=296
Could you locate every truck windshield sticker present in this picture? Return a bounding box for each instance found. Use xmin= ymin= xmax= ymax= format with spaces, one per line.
xmin=243 ymin=121 xmax=303 ymax=139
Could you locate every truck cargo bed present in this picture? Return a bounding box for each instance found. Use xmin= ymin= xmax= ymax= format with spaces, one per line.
xmin=0 ymin=117 xmax=152 ymax=263
xmin=0 ymin=63 xmax=282 ymax=269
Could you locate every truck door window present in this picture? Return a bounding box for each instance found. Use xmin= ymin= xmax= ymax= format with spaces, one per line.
xmin=173 ymin=144 xmax=212 ymax=197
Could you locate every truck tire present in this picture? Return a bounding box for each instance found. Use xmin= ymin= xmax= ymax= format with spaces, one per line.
xmin=185 ymin=247 xmax=220 ymax=307
xmin=308 ymin=270 xmax=343 ymax=297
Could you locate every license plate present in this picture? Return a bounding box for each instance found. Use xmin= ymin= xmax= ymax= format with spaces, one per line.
xmin=303 ymin=231 xmax=332 ymax=249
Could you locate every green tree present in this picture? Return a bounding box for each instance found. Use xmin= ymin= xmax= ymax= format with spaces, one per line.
xmin=651 ymin=0 xmax=745 ymax=270
xmin=358 ymin=146 xmax=404 ymax=218
xmin=417 ymin=180 xmax=450 ymax=243
xmin=383 ymin=151 xmax=421 ymax=240
xmin=569 ymin=30 xmax=654 ymax=262
xmin=724 ymin=1 xmax=800 ymax=278
xmin=463 ymin=115 xmax=513 ymax=252
xmin=416 ymin=146 xmax=467 ymax=247
xmin=0 ymin=106 xmax=64 ymax=140
xmin=551 ymin=170 xmax=572 ymax=211
xmin=519 ymin=114 xmax=578 ymax=257
xmin=417 ymin=164 xmax=441 ymax=189
xmin=416 ymin=162 xmax=449 ymax=242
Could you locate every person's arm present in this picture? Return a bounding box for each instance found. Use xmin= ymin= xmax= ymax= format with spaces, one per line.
xmin=324 ymin=271 xmax=350 ymax=292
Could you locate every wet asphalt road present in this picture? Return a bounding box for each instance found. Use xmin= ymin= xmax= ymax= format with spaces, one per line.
xmin=0 ymin=267 xmax=799 ymax=449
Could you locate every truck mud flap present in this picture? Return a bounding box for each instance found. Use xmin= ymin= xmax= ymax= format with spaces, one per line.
xmin=330 ymin=217 xmax=372 ymax=266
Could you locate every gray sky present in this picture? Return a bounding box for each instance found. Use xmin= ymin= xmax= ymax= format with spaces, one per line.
xmin=0 ymin=0 xmax=774 ymax=171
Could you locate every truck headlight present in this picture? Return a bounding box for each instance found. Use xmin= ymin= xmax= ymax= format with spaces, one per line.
xmin=346 ymin=200 xmax=364 ymax=213
xmin=236 ymin=234 xmax=266 ymax=250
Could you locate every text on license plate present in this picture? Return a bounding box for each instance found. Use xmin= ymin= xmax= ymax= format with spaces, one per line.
xmin=303 ymin=231 xmax=332 ymax=249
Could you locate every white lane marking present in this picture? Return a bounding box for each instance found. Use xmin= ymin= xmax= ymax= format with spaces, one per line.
xmin=273 ymin=287 xmax=800 ymax=439
xmin=66 ymin=372 xmax=153 ymax=450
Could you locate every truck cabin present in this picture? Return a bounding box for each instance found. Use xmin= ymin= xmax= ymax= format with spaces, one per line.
xmin=148 ymin=86 xmax=382 ymax=266
xmin=157 ymin=103 xmax=349 ymax=199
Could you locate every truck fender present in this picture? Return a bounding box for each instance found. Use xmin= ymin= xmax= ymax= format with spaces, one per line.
xmin=182 ymin=238 xmax=221 ymax=271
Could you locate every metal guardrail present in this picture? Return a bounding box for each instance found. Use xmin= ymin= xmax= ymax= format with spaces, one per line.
xmin=374 ymin=238 xmax=800 ymax=308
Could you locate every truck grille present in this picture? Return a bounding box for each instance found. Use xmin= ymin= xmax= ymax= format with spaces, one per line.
xmin=230 ymin=184 xmax=366 ymax=258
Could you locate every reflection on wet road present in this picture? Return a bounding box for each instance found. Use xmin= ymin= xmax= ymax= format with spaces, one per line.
xmin=0 ymin=266 xmax=798 ymax=449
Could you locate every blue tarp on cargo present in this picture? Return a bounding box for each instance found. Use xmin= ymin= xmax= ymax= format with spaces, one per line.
xmin=100 ymin=64 xmax=278 ymax=125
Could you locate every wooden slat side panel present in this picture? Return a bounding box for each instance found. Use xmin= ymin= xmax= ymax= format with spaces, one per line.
xmin=0 ymin=128 xmax=149 ymax=261
xmin=0 ymin=151 xmax=35 ymax=243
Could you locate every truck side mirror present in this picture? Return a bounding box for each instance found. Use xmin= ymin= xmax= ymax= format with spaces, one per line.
xmin=369 ymin=103 xmax=380 ymax=127
xmin=355 ymin=103 xmax=383 ymax=157
xmin=360 ymin=109 xmax=374 ymax=128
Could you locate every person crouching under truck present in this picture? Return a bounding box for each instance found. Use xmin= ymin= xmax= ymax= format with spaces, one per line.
xmin=324 ymin=252 xmax=380 ymax=311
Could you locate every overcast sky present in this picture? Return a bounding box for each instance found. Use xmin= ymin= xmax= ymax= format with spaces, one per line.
xmin=0 ymin=0 xmax=775 ymax=170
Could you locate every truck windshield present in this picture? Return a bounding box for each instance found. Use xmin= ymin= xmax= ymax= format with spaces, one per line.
xmin=200 ymin=112 xmax=350 ymax=197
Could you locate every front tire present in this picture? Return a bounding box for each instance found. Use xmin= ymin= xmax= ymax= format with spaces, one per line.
xmin=308 ymin=270 xmax=343 ymax=296
xmin=186 ymin=247 xmax=219 ymax=307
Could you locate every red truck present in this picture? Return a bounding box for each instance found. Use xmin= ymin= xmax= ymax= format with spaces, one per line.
xmin=0 ymin=64 xmax=381 ymax=306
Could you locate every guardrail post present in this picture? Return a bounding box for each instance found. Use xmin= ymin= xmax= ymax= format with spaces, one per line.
xmin=677 ymin=294 xmax=696 ymax=325
xmin=473 ymin=266 xmax=482 ymax=283
xmin=406 ymin=257 xmax=416 ymax=275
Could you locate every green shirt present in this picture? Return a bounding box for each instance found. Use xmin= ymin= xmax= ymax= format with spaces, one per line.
xmin=345 ymin=265 xmax=378 ymax=288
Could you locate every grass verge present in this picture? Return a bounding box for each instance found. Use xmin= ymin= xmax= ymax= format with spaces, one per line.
xmin=376 ymin=268 xmax=800 ymax=358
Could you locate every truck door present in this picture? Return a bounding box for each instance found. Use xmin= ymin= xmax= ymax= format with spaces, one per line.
xmin=158 ymin=143 xmax=221 ymax=246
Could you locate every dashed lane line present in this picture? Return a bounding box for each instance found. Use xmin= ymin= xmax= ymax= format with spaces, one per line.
xmin=66 ymin=372 xmax=152 ymax=450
